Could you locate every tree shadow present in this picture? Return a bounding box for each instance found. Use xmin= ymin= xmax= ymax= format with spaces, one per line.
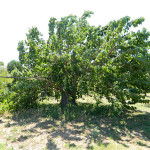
xmin=0 ymin=119 xmax=4 ymax=124
xmin=46 ymin=139 xmax=59 ymax=150
xmin=81 ymin=110 xmax=150 ymax=149
xmin=17 ymin=135 xmax=32 ymax=142
xmin=124 ymin=111 xmax=150 ymax=140
xmin=144 ymin=104 xmax=150 ymax=108
xmin=2 ymin=102 xmax=150 ymax=149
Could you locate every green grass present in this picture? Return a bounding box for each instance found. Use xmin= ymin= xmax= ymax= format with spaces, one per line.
xmin=87 ymin=142 xmax=130 ymax=150
xmin=65 ymin=143 xmax=79 ymax=149
xmin=0 ymin=143 xmax=13 ymax=150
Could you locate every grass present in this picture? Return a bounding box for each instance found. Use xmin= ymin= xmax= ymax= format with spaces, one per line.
xmin=0 ymin=94 xmax=150 ymax=150
xmin=0 ymin=143 xmax=13 ymax=150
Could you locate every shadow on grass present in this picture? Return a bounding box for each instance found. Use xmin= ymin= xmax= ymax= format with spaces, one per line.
xmin=4 ymin=102 xmax=150 ymax=149
xmin=0 ymin=119 xmax=4 ymax=124
xmin=46 ymin=139 xmax=59 ymax=150
xmin=144 ymin=104 xmax=150 ymax=108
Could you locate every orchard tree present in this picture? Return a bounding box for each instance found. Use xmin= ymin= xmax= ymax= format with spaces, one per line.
xmin=0 ymin=62 xmax=12 ymax=88
xmin=8 ymin=11 xmax=150 ymax=110
xmin=7 ymin=60 xmax=22 ymax=73
xmin=0 ymin=61 xmax=4 ymax=66
xmin=17 ymin=11 xmax=99 ymax=107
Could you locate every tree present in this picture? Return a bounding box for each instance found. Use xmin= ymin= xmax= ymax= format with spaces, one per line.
xmin=6 ymin=11 xmax=150 ymax=110
xmin=0 ymin=63 xmax=12 ymax=88
xmin=0 ymin=61 xmax=4 ymax=66
xmin=17 ymin=11 xmax=97 ymax=107
xmin=7 ymin=60 xmax=22 ymax=73
xmin=0 ymin=66 xmax=12 ymax=105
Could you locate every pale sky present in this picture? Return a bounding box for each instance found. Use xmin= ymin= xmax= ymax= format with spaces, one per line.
xmin=0 ymin=0 xmax=150 ymax=66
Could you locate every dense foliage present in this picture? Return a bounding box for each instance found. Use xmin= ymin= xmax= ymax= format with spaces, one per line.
xmin=0 ymin=61 xmax=4 ymax=66
xmin=0 ymin=65 xmax=12 ymax=88
xmin=7 ymin=60 xmax=22 ymax=73
xmin=0 ymin=65 xmax=12 ymax=112
xmin=0 ymin=11 xmax=150 ymax=112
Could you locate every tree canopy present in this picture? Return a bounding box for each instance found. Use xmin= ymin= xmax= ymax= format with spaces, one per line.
xmin=0 ymin=61 xmax=4 ymax=66
xmin=7 ymin=60 xmax=22 ymax=73
xmin=1 ymin=11 xmax=150 ymax=111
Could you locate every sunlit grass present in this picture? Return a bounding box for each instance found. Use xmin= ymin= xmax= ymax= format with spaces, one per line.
xmin=0 ymin=143 xmax=14 ymax=150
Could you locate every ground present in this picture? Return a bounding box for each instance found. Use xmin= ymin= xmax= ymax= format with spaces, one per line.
xmin=0 ymin=95 xmax=150 ymax=150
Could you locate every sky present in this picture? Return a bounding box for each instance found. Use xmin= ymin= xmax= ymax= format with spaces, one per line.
xmin=0 ymin=0 xmax=150 ymax=66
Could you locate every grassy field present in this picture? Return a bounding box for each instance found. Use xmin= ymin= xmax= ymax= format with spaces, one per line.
xmin=0 ymin=94 xmax=150 ymax=150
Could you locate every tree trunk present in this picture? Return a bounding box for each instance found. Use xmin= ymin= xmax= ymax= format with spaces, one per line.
xmin=60 ymin=91 xmax=69 ymax=107
xmin=71 ymin=94 xmax=77 ymax=106
xmin=60 ymin=89 xmax=78 ymax=108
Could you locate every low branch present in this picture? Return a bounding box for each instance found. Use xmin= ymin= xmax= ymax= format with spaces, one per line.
xmin=0 ymin=76 xmax=51 ymax=79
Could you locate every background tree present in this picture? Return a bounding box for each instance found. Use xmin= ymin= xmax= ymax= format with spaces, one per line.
xmin=0 ymin=61 xmax=4 ymax=66
xmin=0 ymin=62 xmax=12 ymax=89
xmin=0 ymin=65 xmax=12 ymax=105
xmin=7 ymin=60 xmax=22 ymax=73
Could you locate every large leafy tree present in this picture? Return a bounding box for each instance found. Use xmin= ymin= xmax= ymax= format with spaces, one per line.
xmin=7 ymin=11 xmax=150 ymax=110
xmin=17 ymin=11 xmax=98 ymax=107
